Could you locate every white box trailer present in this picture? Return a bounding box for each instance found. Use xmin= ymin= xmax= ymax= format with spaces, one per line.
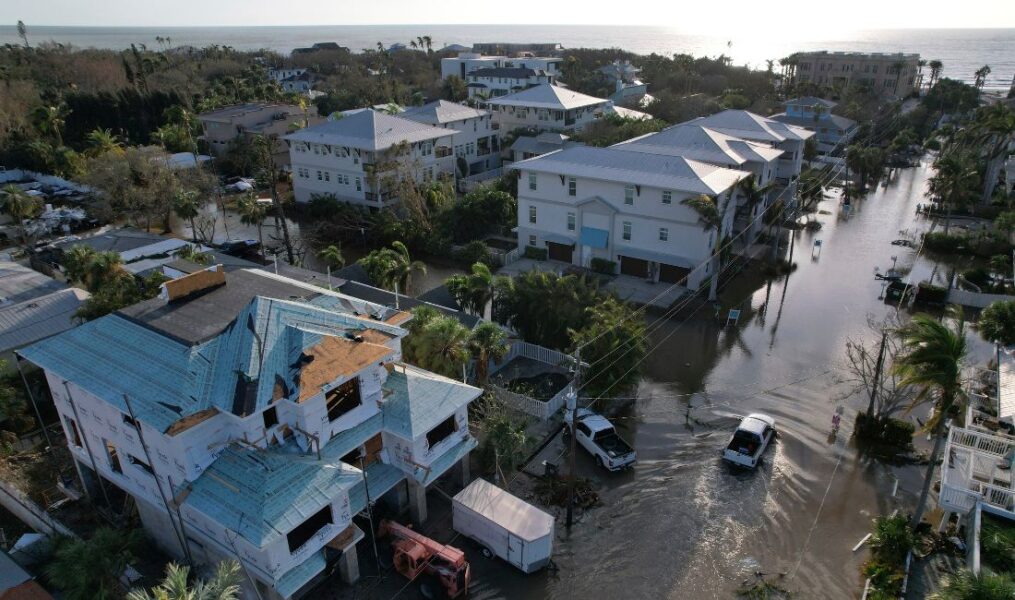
xmin=452 ymin=478 xmax=554 ymax=573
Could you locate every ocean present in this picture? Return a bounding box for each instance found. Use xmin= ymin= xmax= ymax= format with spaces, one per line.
xmin=0 ymin=24 xmax=1012 ymax=90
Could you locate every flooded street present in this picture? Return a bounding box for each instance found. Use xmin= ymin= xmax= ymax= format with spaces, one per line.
xmin=460 ymin=158 xmax=995 ymax=600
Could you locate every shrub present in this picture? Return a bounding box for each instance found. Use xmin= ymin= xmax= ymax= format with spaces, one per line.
xmin=869 ymin=514 xmax=914 ymax=566
xmin=454 ymin=240 xmax=493 ymax=267
xmin=590 ymin=257 xmax=616 ymax=275
xmin=962 ymin=267 xmax=991 ymax=289
xmin=523 ymin=245 xmax=547 ymax=260
xmin=855 ymin=412 xmax=915 ymax=450
xmin=304 ymin=193 xmax=342 ymax=220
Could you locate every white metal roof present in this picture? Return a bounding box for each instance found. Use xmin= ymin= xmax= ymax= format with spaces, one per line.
xmin=510 ymin=146 xmax=749 ymax=196
xmin=689 ymin=110 xmax=814 ymax=144
xmin=400 ymin=100 xmax=489 ymax=125
xmin=485 ymin=84 xmax=608 ymax=111
xmin=615 ymin=123 xmax=783 ymax=166
xmin=453 ymin=478 xmax=554 ymax=542
xmin=285 ymin=110 xmax=455 ymax=151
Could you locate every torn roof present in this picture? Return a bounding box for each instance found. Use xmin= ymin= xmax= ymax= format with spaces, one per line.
xmin=381 ymin=364 xmax=481 ymax=439
xmin=20 ymin=274 xmax=408 ymax=433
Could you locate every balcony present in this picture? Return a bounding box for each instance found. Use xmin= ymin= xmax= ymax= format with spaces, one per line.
xmin=364 ymin=192 xmax=391 ymax=203
xmin=940 ymin=426 xmax=1015 ymax=518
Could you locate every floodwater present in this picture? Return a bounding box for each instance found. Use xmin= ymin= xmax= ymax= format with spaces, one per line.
xmin=457 ymin=158 xmax=995 ymax=600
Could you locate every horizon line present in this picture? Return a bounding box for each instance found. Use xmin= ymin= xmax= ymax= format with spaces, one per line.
xmin=4 ymin=23 xmax=1015 ymax=30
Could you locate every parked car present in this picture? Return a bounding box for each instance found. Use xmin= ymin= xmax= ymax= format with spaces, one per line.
xmin=216 ymin=239 xmax=260 ymax=257
xmin=564 ymin=408 xmax=636 ymax=471
xmin=722 ymin=413 xmax=776 ymax=469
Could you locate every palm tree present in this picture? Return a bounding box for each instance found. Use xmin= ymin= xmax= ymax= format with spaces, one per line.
xmin=421 ymin=316 xmax=471 ymax=378
xmin=32 ymin=103 xmax=68 ymax=147
xmin=387 ymin=241 xmax=426 ymax=294
xmin=172 ymin=190 xmax=201 ymax=241
xmin=891 ymin=60 xmax=907 ymax=96
xmin=422 ymin=35 xmax=433 ymax=55
xmin=928 ymin=60 xmax=943 ymax=89
xmin=46 ymin=528 xmax=141 ymax=600
xmin=737 ymin=174 xmax=774 ymax=224
xmin=163 ymin=106 xmax=198 ymax=155
xmin=927 ymin=152 xmax=979 ymax=233
xmin=318 ymin=244 xmax=345 ymax=269
xmin=968 ymin=103 xmax=1015 ymax=203
xmin=682 ymin=193 xmax=725 ymax=300
xmin=468 ymin=322 xmax=510 ymax=386
xmin=974 ymin=64 xmax=992 ymax=94
xmin=63 ymin=245 xmax=98 ymax=286
xmin=978 ymin=300 xmax=1015 ymax=346
xmin=930 ymin=569 xmax=1015 ymax=600
xmin=173 ymin=244 xmax=211 ymax=266
xmin=1 ymin=184 xmax=41 ymax=247
xmin=127 ymin=560 xmax=241 ymax=600
xmin=894 ymin=313 xmax=967 ymax=528
xmin=237 ymin=194 xmax=268 ymax=260
xmin=16 ymin=20 xmax=29 ymax=48
xmin=86 ymin=128 xmax=123 ymax=157
xmin=446 ymin=262 xmax=494 ymax=316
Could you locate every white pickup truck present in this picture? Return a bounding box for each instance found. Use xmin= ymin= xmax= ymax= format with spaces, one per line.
xmin=722 ymin=413 xmax=776 ymax=469
xmin=564 ymin=409 xmax=637 ymax=471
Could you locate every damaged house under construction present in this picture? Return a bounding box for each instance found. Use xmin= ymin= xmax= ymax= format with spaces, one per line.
xmin=18 ymin=266 xmax=481 ymax=599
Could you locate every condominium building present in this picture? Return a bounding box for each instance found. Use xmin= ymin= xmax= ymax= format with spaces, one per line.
xmin=464 ymin=67 xmax=555 ymax=99
xmin=789 ymin=51 xmax=922 ymax=98
xmin=400 ymin=100 xmax=501 ymax=176
xmin=440 ymin=52 xmax=562 ymax=82
xmin=688 ymin=110 xmax=814 ymax=183
xmin=285 ymin=110 xmax=456 ymax=206
xmin=197 ymin=103 xmax=324 ymax=165
xmin=512 ymin=146 xmax=749 ymax=289
xmin=19 ymin=267 xmax=480 ymax=600
xmin=485 ymin=84 xmax=610 ymax=133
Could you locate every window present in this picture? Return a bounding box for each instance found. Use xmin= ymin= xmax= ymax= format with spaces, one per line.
xmin=421 ymin=142 xmax=433 ymax=156
xmin=129 ymin=455 xmax=154 ymax=476
xmin=529 ymin=206 xmax=537 ymax=224
xmin=659 ymin=227 xmax=668 ymax=241
xmin=568 ymin=177 xmax=576 ymax=197
xmin=263 ymin=406 xmax=279 ymax=429
xmin=286 ymin=505 xmax=333 ymax=553
xmin=104 ymin=439 xmax=122 ymax=474
xmin=662 ymin=191 xmax=672 ymax=204
xmin=529 ymin=234 xmax=537 ymax=246
xmin=325 ymin=378 xmax=361 ymax=422
xmin=567 ymin=212 xmax=575 ymax=231
xmin=65 ymin=416 xmax=82 ymax=447
xmin=316 ymin=170 xmax=322 ymax=181
xmin=355 ymin=177 xmax=362 ymax=192
xmin=528 ymin=174 xmax=537 ymax=191
xmin=426 ymin=415 xmax=458 ymax=449
xmin=622 ymin=221 xmax=632 ymax=241
xmin=624 ymin=186 xmax=635 ymax=205
xmin=324 ymin=172 xmax=330 ymax=182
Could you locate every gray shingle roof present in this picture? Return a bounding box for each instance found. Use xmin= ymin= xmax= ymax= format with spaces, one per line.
xmin=615 ymin=123 xmax=783 ymax=165
xmin=769 ymin=112 xmax=858 ymax=132
xmin=285 ymin=110 xmax=456 ymax=151
xmin=400 ymin=100 xmax=489 ymax=125
xmin=784 ymin=96 xmax=837 ymax=109
xmin=510 ymin=146 xmax=750 ymax=195
xmin=485 ymin=84 xmax=608 ymax=111
xmin=689 ymin=110 xmax=814 ymax=143
xmin=0 ymin=261 xmax=65 ymax=306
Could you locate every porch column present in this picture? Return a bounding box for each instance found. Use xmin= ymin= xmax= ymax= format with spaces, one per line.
xmin=338 ymin=549 xmax=360 ymax=584
xmin=459 ymin=455 xmax=471 ymax=487
xmin=408 ymin=479 xmax=428 ymax=525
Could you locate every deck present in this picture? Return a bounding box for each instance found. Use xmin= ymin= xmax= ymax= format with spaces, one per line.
xmin=940 ymin=426 xmax=1015 ymax=518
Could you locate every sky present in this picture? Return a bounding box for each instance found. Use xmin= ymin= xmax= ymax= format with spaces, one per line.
xmin=4 ymin=0 xmax=1015 ymax=30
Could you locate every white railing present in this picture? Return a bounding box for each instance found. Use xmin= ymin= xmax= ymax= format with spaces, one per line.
xmin=950 ymin=427 xmax=1015 ymax=458
xmin=940 ymin=482 xmax=981 ymax=513
xmin=459 ymin=168 xmax=503 ymax=193
xmin=503 ymin=247 xmax=521 ymax=266
xmin=490 ymin=385 xmax=555 ymax=420
xmin=487 ymin=341 xmax=577 ymax=420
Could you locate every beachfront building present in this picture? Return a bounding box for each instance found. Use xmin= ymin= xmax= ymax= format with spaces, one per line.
xmin=464 ymin=67 xmax=555 ymax=99
xmin=613 ymin=123 xmax=783 ymax=242
xmin=19 ymin=267 xmax=481 ymax=600
xmin=400 ymin=100 xmax=501 ymax=176
xmin=788 ymin=51 xmax=922 ymax=99
xmin=512 ymin=146 xmax=749 ymax=289
xmin=485 ymin=84 xmax=610 ymax=133
xmin=598 ymin=59 xmax=654 ymax=107
xmin=688 ymin=110 xmax=814 ymax=184
xmin=440 ymin=52 xmax=562 ymax=82
xmin=770 ymin=97 xmax=858 ymax=156
xmin=197 ymin=103 xmax=324 ymax=165
xmin=286 ymin=110 xmax=456 ymax=207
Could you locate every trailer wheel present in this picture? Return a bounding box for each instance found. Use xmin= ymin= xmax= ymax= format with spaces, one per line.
xmin=481 ymin=547 xmax=494 ymax=559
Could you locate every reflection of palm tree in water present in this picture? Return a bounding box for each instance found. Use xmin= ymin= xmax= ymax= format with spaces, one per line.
xmin=768 ymin=270 xmax=793 ymax=350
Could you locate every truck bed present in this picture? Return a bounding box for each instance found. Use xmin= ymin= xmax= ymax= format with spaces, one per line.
xmin=597 ymin=433 xmax=634 ymax=458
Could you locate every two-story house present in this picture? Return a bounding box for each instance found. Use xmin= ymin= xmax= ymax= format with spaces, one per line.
xmin=687 ymin=110 xmax=814 ymax=186
xmin=512 ymin=146 xmax=749 ymax=289
xmin=770 ymin=97 xmax=857 ymax=157
xmin=613 ymin=123 xmax=783 ymax=243
xmin=464 ymin=67 xmax=554 ymax=99
xmin=19 ymin=267 xmax=481 ymax=600
xmin=286 ymin=110 xmax=457 ymax=207
xmin=198 ymin=103 xmax=324 ymax=166
xmin=485 ymin=84 xmax=610 ymax=134
xmin=399 ymin=100 xmax=501 ymax=176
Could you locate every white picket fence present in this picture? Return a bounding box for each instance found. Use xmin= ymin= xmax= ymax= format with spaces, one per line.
xmin=488 ymin=341 xmax=577 ymax=421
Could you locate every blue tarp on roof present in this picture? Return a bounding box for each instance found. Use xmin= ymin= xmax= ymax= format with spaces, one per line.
xmin=579 ymin=227 xmax=609 ymax=249
xmin=19 ymin=296 xmax=405 ymax=432
xmin=381 ymin=366 xmax=481 ymax=440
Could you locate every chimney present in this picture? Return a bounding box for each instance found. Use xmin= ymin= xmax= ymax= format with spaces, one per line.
xmin=161 ymin=264 xmax=227 ymax=302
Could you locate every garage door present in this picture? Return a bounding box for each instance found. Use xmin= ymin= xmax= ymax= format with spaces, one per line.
xmin=659 ymin=263 xmax=691 ymax=284
xmin=547 ymin=242 xmax=573 ymax=263
xmin=619 ymin=255 xmax=649 ymax=278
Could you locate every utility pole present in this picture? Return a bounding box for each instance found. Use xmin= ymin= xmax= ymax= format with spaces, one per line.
xmin=357 ymin=454 xmax=381 ymax=572
xmin=565 ymin=348 xmax=581 ymax=531
xmin=866 ymin=330 xmax=889 ymax=418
